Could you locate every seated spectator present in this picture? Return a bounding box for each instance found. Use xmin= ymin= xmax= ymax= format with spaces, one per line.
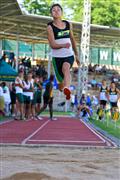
xmin=95 ymin=64 xmax=102 ymax=74
xmin=88 ymin=63 xmax=94 ymax=72
xmin=113 ymin=76 xmax=119 ymax=83
xmin=80 ymin=91 xmax=86 ymax=105
xmin=101 ymin=65 xmax=107 ymax=74
xmin=92 ymin=95 xmax=99 ymax=108
xmin=90 ymin=77 xmax=97 ymax=89
xmin=86 ymin=94 xmax=92 ymax=107
xmin=77 ymin=101 xmax=91 ymax=121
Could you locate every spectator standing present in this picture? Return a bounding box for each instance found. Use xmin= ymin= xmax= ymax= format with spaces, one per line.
xmin=2 ymin=82 xmax=11 ymax=116
xmin=15 ymin=70 xmax=24 ymax=120
xmin=37 ymin=74 xmax=55 ymax=120
xmin=23 ymin=73 xmax=34 ymax=119
xmin=91 ymin=77 xmax=97 ymax=89
xmin=32 ymin=76 xmax=43 ymax=115
xmin=10 ymin=82 xmax=16 ymax=117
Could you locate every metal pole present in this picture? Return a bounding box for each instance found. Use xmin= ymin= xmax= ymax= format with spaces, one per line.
xmin=32 ymin=43 xmax=35 ymax=62
xmin=77 ymin=0 xmax=91 ymax=100
xmin=0 ymin=39 xmax=2 ymax=58
xmin=16 ymin=26 xmax=19 ymax=71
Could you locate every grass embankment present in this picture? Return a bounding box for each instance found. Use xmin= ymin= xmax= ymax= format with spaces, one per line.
xmin=41 ymin=111 xmax=72 ymax=116
xmin=0 ymin=116 xmax=8 ymax=122
xmin=89 ymin=116 xmax=120 ymax=139
xmin=0 ymin=111 xmax=72 ymax=123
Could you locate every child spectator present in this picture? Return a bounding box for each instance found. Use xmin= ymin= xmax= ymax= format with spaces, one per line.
xmin=2 ymin=82 xmax=11 ymax=116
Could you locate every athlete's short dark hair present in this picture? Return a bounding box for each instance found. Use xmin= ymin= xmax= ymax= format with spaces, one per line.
xmin=50 ymin=3 xmax=63 ymax=13
xmin=111 ymin=81 xmax=115 ymax=84
xmin=102 ymin=79 xmax=106 ymax=82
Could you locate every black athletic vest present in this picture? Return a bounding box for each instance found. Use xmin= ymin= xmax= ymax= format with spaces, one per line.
xmin=100 ymin=86 xmax=107 ymax=93
xmin=47 ymin=20 xmax=70 ymax=40
xmin=109 ymin=88 xmax=117 ymax=95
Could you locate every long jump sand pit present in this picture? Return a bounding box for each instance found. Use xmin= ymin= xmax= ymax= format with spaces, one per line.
xmin=1 ymin=146 xmax=120 ymax=180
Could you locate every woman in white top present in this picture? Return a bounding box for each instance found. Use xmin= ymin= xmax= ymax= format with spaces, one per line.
xmin=23 ymin=72 xmax=34 ymax=119
xmin=15 ymin=70 xmax=24 ymax=120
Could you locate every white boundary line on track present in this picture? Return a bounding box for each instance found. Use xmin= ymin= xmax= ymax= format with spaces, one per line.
xmin=0 ymin=118 xmax=33 ymax=125
xmin=28 ymin=139 xmax=105 ymax=144
xmin=80 ymin=119 xmax=117 ymax=147
xmin=89 ymin=123 xmax=117 ymax=147
xmin=80 ymin=119 xmax=106 ymax=143
xmin=0 ymin=119 xmax=14 ymax=125
xmin=21 ymin=120 xmax=50 ymax=145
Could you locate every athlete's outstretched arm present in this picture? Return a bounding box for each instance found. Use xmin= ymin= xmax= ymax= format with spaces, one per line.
xmin=69 ymin=23 xmax=80 ymax=65
xmin=47 ymin=25 xmax=70 ymax=49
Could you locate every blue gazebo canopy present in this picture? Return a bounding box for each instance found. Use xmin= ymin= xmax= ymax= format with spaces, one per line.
xmin=0 ymin=60 xmax=18 ymax=81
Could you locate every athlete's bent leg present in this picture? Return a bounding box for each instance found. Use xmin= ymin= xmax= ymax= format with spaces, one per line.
xmin=62 ymin=62 xmax=71 ymax=88
xmin=62 ymin=62 xmax=71 ymax=100
xmin=49 ymin=99 xmax=53 ymax=119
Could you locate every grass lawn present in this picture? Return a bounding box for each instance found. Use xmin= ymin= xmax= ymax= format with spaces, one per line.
xmin=41 ymin=111 xmax=72 ymax=116
xmin=0 ymin=111 xmax=72 ymax=121
xmin=0 ymin=116 xmax=8 ymax=122
xmin=89 ymin=117 xmax=120 ymax=139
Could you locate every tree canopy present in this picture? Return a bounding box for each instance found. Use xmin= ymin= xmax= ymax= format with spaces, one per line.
xmin=23 ymin=0 xmax=120 ymax=27
xmin=23 ymin=0 xmax=52 ymax=16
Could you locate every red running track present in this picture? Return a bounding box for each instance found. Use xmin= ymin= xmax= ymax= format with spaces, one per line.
xmin=0 ymin=117 xmax=115 ymax=147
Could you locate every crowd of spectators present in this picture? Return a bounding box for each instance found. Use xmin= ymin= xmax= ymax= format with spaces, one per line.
xmin=18 ymin=57 xmax=48 ymax=81
xmin=88 ymin=64 xmax=107 ymax=74
xmin=1 ymin=52 xmax=48 ymax=81
xmin=72 ymin=80 xmax=120 ymax=121
xmin=0 ymin=52 xmax=120 ymax=121
xmin=0 ymin=52 xmax=48 ymax=118
xmin=0 ymin=70 xmax=44 ymax=120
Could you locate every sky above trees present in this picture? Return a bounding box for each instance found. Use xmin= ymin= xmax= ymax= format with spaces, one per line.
xmin=22 ymin=0 xmax=120 ymax=27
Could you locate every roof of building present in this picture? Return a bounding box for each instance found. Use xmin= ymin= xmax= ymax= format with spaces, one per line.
xmin=0 ymin=0 xmax=120 ymax=47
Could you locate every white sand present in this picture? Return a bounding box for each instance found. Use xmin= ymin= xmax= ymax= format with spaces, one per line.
xmin=0 ymin=146 xmax=120 ymax=180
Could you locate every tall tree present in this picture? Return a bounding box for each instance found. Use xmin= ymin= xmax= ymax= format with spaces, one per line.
xmin=63 ymin=0 xmax=120 ymax=27
xmin=91 ymin=0 xmax=120 ymax=27
xmin=23 ymin=0 xmax=120 ymax=27
xmin=23 ymin=0 xmax=53 ymax=16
